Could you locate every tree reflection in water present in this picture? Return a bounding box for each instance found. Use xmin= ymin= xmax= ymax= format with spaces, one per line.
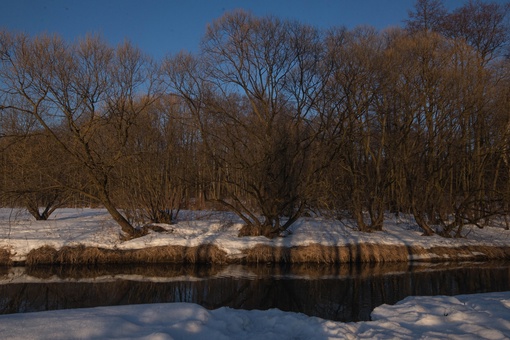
xmin=0 ymin=262 xmax=509 ymax=321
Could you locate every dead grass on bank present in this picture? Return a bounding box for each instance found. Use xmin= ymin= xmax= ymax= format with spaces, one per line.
xmin=25 ymin=244 xmax=227 ymax=266
xmin=241 ymin=243 xmax=510 ymax=264
xmin=21 ymin=243 xmax=510 ymax=266
xmin=242 ymin=244 xmax=411 ymax=263
xmin=0 ymin=248 xmax=11 ymax=266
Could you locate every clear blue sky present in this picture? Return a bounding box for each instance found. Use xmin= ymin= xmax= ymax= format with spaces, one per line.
xmin=0 ymin=0 xmax=504 ymax=60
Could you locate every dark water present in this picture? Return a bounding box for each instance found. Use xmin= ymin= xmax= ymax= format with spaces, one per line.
xmin=0 ymin=261 xmax=509 ymax=321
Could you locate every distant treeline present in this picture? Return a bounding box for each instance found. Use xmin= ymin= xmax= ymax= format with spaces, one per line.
xmin=1 ymin=0 xmax=509 ymax=238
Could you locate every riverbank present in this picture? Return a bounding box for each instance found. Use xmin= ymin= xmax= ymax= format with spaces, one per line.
xmin=10 ymin=243 xmax=510 ymax=266
xmin=1 ymin=208 xmax=510 ymax=265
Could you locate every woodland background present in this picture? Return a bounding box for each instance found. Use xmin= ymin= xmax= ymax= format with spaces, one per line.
xmin=1 ymin=0 xmax=509 ymax=238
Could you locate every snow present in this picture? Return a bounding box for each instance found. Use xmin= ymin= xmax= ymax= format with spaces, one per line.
xmin=1 ymin=208 xmax=510 ymax=339
xmin=1 ymin=208 xmax=509 ymax=262
xmin=0 ymin=292 xmax=509 ymax=339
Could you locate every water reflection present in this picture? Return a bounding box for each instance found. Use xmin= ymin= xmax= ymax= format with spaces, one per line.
xmin=0 ymin=262 xmax=509 ymax=321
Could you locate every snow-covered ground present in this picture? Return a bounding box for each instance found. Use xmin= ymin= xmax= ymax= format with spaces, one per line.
xmin=0 ymin=292 xmax=509 ymax=339
xmin=1 ymin=208 xmax=510 ymax=339
xmin=1 ymin=208 xmax=510 ymax=263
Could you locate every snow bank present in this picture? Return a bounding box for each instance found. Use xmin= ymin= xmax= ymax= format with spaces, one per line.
xmin=1 ymin=208 xmax=510 ymax=263
xmin=0 ymin=292 xmax=509 ymax=339
xmin=369 ymin=292 xmax=510 ymax=339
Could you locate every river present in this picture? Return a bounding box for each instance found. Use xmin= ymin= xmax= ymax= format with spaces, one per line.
xmin=0 ymin=261 xmax=508 ymax=321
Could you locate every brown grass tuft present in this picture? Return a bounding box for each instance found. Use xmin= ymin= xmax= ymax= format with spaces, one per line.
xmin=25 ymin=244 xmax=227 ymax=266
xmin=242 ymin=244 xmax=411 ymax=264
xmin=238 ymin=224 xmax=280 ymax=238
xmin=183 ymin=244 xmax=227 ymax=263
xmin=26 ymin=246 xmax=58 ymax=265
xmin=0 ymin=248 xmax=12 ymax=266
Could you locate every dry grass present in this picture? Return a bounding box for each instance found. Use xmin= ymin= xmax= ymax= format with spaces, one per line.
xmin=26 ymin=244 xmax=227 ymax=266
xmin=238 ymin=224 xmax=280 ymax=238
xmin=0 ymin=248 xmax=11 ymax=266
xmin=242 ymin=244 xmax=411 ymax=263
xmin=242 ymin=243 xmax=510 ymax=264
xmin=25 ymin=245 xmax=58 ymax=265
xmin=20 ymin=243 xmax=510 ymax=266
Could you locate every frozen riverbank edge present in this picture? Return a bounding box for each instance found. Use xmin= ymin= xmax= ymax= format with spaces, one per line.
xmin=1 ymin=208 xmax=510 ymax=265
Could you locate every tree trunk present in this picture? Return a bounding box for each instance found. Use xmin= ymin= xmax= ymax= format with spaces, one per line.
xmin=354 ymin=208 xmax=368 ymax=232
xmin=101 ymin=197 xmax=145 ymax=238
xmin=412 ymin=209 xmax=435 ymax=236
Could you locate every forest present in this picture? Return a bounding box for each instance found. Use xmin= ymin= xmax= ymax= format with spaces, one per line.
xmin=0 ymin=0 xmax=509 ymax=239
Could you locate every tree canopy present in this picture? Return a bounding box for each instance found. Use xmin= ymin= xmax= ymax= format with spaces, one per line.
xmin=1 ymin=1 xmax=509 ymax=238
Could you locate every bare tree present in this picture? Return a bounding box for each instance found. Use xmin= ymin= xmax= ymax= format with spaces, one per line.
xmin=442 ymin=0 xmax=510 ymax=65
xmin=0 ymin=31 xmax=163 ymax=237
xmin=321 ymin=26 xmax=391 ymax=232
xmin=405 ymin=0 xmax=448 ymax=33
xmin=165 ymin=10 xmax=330 ymax=237
xmin=0 ymin=132 xmax=73 ymax=219
xmin=381 ymin=26 xmax=509 ymax=236
xmin=407 ymin=0 xmax=510 ymax=65
xmin=116 ymin=95 xmax=194 ymax=225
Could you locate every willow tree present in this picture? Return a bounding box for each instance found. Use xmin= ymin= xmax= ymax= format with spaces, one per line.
xmin=0 ymin=31 xmax=162 ymax=237
xmin=385 ymin=0 xmax=510 ymax=236
xmin=165 ymin=10 xmax=331 ymax=237
xmin=114 ymin=94 xmax=198 ymax=225
xmin=379 ymin=30 xmax=470 ymax=235
xmin=319 ymin=26 xmax=392 ymax=232
xmin=0 ymin=131 xmax=73 ymax=220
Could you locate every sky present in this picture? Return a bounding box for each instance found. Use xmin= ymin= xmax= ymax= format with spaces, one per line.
xmin=0 ymin=0 xmax=507 ymax=61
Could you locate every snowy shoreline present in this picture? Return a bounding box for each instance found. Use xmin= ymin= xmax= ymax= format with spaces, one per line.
xmin=1 ymin=208 xmax=510 ymax=265
xmin=1 ymin=209 xmax=510 ymax=339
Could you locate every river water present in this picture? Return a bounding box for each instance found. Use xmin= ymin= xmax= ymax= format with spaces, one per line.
xmin=0 ymin=261 xmax=509 ymax=321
